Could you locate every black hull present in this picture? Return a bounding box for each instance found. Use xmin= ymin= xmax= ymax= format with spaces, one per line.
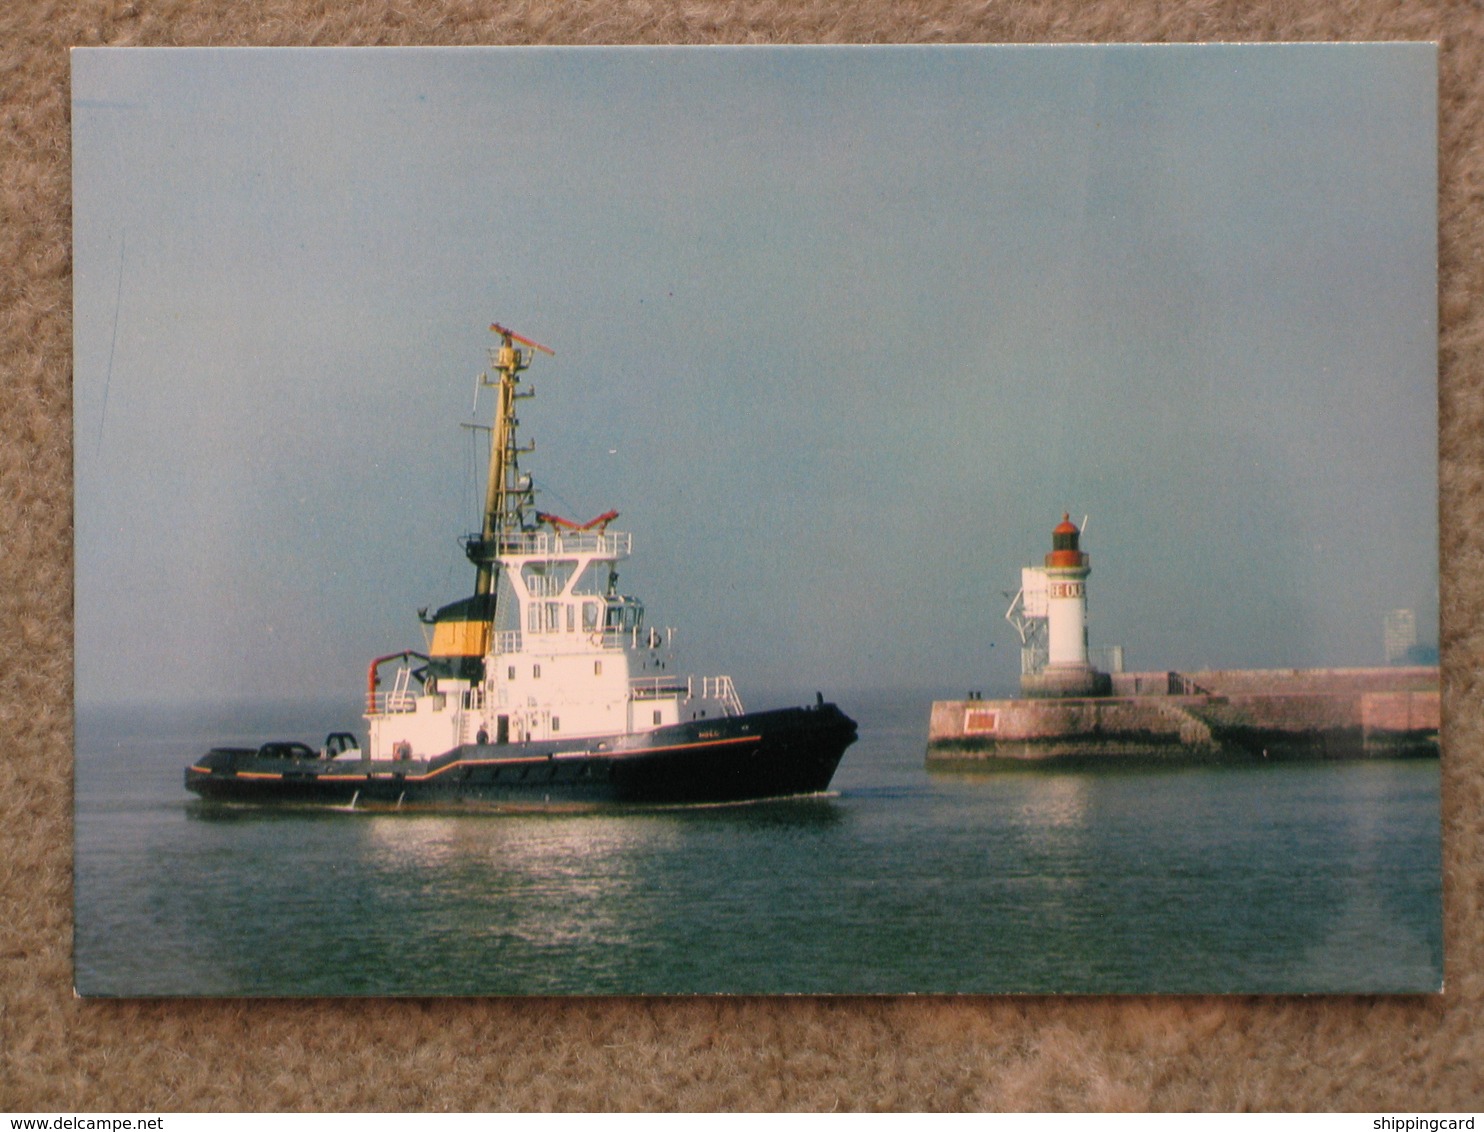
xmin=185 ymin=703 xmax=857 ymax=808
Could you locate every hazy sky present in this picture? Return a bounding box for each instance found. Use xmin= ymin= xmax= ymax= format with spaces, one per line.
xmin=72 ymin=44 xmax=1438 ymax=709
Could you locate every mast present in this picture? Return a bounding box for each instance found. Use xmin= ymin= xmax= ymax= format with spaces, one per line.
xmin=471 ymin=322 xmax=554 ymax=596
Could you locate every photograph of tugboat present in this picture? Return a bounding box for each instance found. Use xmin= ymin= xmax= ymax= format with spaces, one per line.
xmin=73 ymin=45 xmax=1441 ymax=996
xmin=184 ymin=322 xmax=858 ymax=808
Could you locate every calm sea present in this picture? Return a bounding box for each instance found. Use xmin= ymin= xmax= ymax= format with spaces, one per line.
xmin=74 ymin=691 xmax=1443 ymax=996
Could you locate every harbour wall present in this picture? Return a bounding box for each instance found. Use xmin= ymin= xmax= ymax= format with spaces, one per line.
xmin=926 ymin=667 xmax=1440 ymax=765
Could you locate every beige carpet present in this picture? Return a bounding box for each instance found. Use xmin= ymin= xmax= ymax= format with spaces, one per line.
xmin=3 ymin=0 xmax=1481 ymax=1112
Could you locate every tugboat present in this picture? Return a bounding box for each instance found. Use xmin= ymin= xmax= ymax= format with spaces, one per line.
xmin=186 ymin=323 xmax=857 ymax=808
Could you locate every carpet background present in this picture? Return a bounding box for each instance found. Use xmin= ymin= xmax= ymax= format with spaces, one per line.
xmin=3 ymin=0 xmax=1481 ymax=1112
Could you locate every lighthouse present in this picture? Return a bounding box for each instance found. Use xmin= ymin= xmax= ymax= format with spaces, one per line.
xmin=1021 ymin=514 xmax=1112 ymax=698
xmin=1046 ymin=514 xmax=1090 ymax=668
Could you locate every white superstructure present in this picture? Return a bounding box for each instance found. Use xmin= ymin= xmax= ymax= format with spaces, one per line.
xmin=363 ymin=324 xmax=742 ymax=760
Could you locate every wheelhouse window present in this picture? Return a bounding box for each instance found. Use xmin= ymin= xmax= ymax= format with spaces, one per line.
xmin=526 ymin=601 xmax=564 ymax=634
xmin=604 ymin=600 xmax=644 ymax=634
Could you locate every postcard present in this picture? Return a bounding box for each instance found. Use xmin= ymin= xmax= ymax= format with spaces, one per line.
xmin=73 ymin=44 xmax=1440 ymax=995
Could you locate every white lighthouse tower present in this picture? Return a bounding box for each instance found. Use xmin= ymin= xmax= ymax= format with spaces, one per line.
xmin=1046 ymin=514 xmax=1090 ymax=668
xmin=1019 ymin=514 xmax=1111 ymax=698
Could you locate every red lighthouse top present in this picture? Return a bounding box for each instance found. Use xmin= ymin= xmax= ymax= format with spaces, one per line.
xmin=1046 ymin=513 xmax=1088 ymax=569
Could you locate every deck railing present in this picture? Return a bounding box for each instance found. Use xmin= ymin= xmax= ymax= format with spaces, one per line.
xmin=493 ymin=628 xmax=641 ymax=654
xmin=698 ymin=675 xmax=744 ymax=716
xmin=627 ymin=674 xmax=743 ymax=715
xmin=370 ymin=690 xmax=418 ymax=715
xmin=496 ymin=530 xmax=632 ymax=558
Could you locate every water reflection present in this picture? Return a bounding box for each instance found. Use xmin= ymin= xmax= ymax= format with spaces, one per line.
xmin=81 ymin=703 xmax=1442 ymax=995
xmin=1005 ymin=773 xmax=1092 ymax=832
xmin=1292 ymin=762 xmax=1443 ymax=991
xmin=183 ymin=791 xmax=845 ymax=829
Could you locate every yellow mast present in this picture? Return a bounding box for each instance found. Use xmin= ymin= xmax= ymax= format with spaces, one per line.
xmin=474 ymin=323 xmax=553 ymax=596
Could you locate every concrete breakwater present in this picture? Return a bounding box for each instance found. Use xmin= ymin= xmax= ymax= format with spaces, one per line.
xmin=926 ymin=666 xmax=1440 ymax=766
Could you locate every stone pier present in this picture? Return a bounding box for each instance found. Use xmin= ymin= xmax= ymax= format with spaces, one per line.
xmin=927 ymin=666 xmax=1440 ymax=766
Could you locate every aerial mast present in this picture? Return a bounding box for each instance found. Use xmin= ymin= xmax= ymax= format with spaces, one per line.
xmin=473 ymin=322 xmax=554 ymax=596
